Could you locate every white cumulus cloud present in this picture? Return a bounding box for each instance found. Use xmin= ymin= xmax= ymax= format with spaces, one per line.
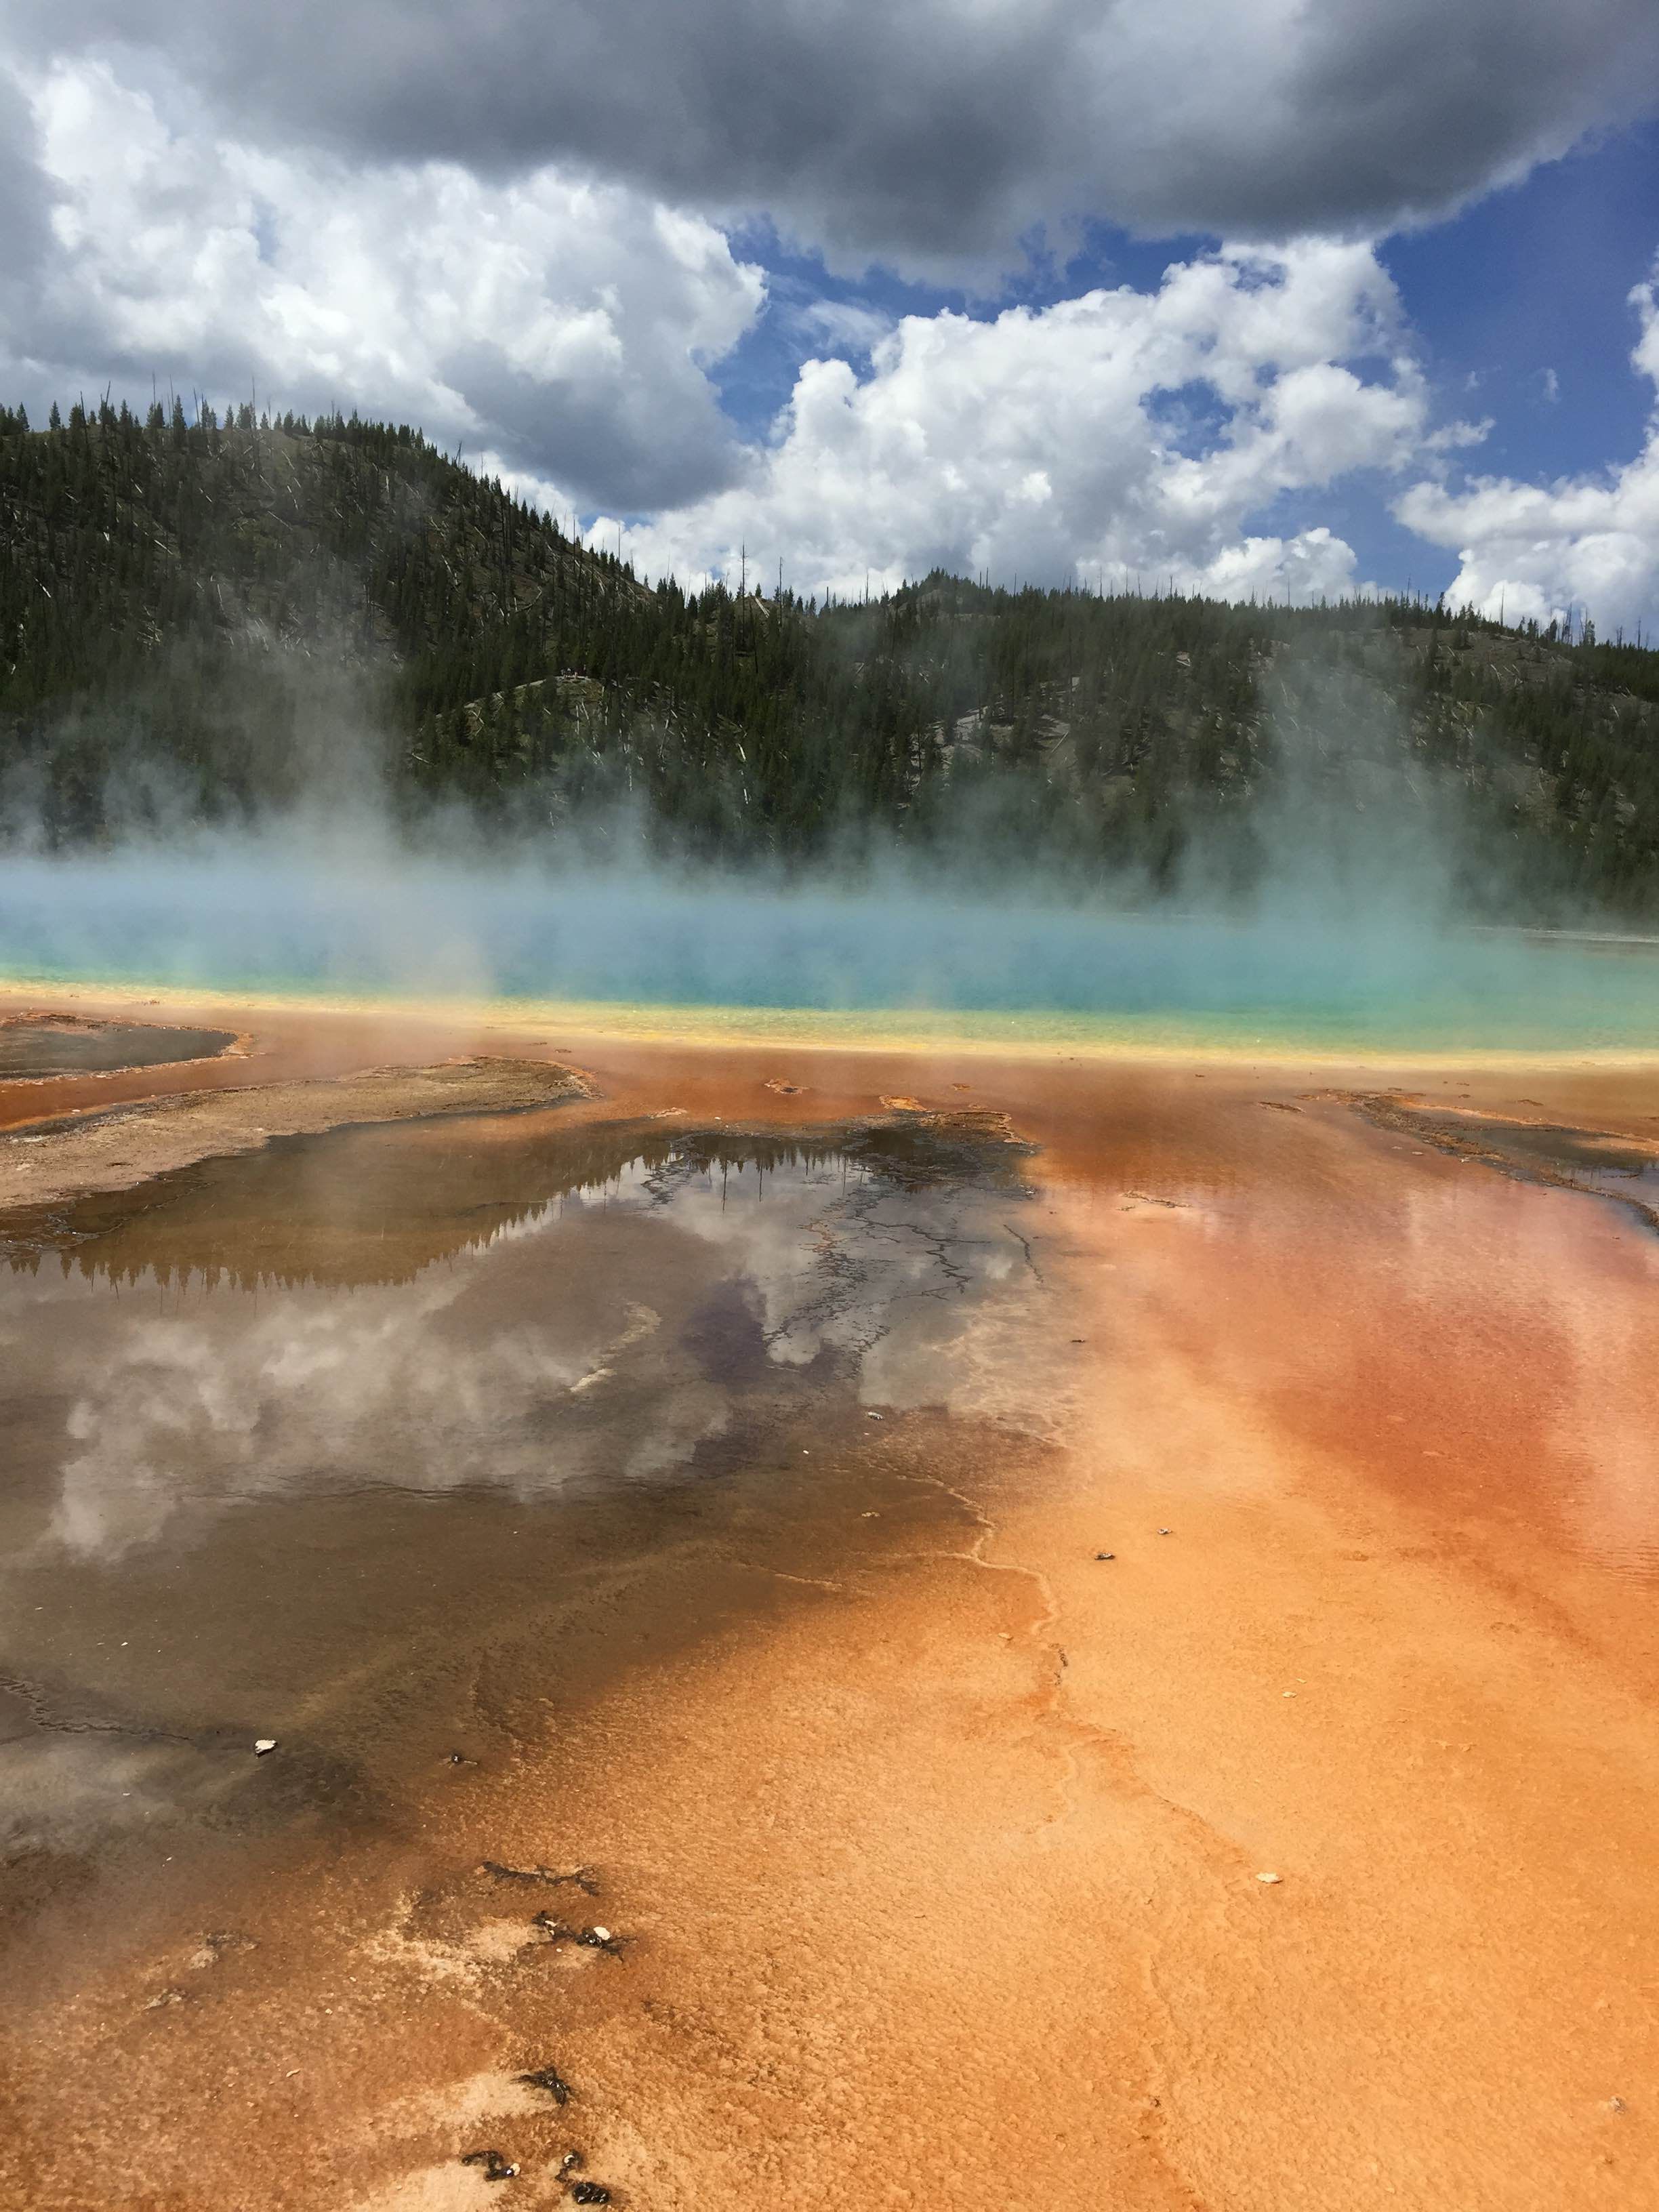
xmin=1395 ymin=270 xmax=1659 ymax=635
xmin=5 ymin=57 xmax=764 ymax=508
xmin=613 ymin=241 xmax=1456 ymax=603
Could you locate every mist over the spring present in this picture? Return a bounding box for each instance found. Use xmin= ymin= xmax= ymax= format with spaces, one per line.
xmin=7 ymin=584 xmax=1658 ymax=1052
xmin=6 ymin=398 xmax=1659 ymax=1061
xmin=5 ymin=803 xmax=1658 ymax=1050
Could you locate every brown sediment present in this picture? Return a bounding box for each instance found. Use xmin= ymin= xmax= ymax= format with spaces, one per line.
xmin=0 ymin=1006 xmax=1657 ymax=2209
xmin=0 ymin=988 xmax=514 ymax=1132
xmin=0 ymin=1057 xmax=590 ymax=1222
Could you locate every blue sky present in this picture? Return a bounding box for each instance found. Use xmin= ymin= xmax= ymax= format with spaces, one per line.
xmin=1385 ymin=119 xmax=1659 ymax=473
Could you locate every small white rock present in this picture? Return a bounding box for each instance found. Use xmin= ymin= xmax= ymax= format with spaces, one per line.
xmin=1256 ymin=1871 xmax=1282 ymax=1885
xmin=590 ymin=1925 xmax=612 ymax=1943
xmin=253 ymin=1738 xmax=278 ymax=1756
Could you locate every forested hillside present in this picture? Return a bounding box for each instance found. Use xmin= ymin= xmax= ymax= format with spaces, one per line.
xmin=5 ymin=398 xmax=1659 ymax=909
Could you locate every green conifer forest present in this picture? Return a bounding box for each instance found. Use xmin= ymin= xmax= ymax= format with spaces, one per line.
xmin=5 ymin=401 xmax=1658 ymax=908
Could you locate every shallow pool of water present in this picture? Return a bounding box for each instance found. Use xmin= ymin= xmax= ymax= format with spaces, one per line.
xmin=0 ymin=1104 xmax=1042 ymax=1868
xmin=0 ymin=1015 xmax=234 ymax=1078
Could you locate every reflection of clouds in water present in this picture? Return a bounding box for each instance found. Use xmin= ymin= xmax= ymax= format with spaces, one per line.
xmin=39 ymin=1263 xmax=683 ymax=1561
xmin=9 ymin=1150 xmax=1049 ymax=1564
xmin=0 ymin=1734 xmax=197 ymax=1854
xmin=661 ymin=1162 xmax=1023 ymax=1364
xmin=1202 ymin=1160 xmax=1659 ymax=1572
xmin=652 ymin=1159 xmax=1059 ymax=1433
xmin=1490 ymin=1193 xmax=1659 ymax=1571
xmin=1394 ymin=1174 xmax=1659 ymax=1557
xmin=47 ymin=1279 xmax=632 ymax=1558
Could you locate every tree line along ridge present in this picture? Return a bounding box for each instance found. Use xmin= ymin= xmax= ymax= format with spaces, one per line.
xmin=3 ymin=397 xmax=1658 ymax=909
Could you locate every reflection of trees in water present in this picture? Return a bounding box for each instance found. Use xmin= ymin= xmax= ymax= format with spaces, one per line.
xmin=0 ymin=1110 xmax=1033 ymax=1294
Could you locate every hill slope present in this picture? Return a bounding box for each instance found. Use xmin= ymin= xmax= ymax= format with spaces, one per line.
xmin=4 ymin=398 xmax=1659 ymax=910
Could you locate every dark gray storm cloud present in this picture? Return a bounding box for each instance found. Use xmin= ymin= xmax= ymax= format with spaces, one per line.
xmin=436 ymin=342 xmax=743 ymax=512
xmin=0 ymin=73 xmax=50 ymax=292
xmin=14 ymin=0 xmax=1659 ymax=271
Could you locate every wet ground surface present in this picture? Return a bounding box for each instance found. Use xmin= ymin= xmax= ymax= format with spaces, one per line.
xmin=0 ymin=1013 xmax=236 ymax=1079
xmin=0 ymin=1102 xmax=1040 ymax=1893
xmin=1349 ymin=1092 xmax=1659 ymax=1235
xmin=6 ymin=1023 xmax=1659 ymax=2211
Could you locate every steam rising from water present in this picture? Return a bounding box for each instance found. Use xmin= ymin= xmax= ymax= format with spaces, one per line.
xmin=5 ymin=575 xmax=1654 ymax=1051
xmin=1 ymin=831 xmax=1656 ymax=1050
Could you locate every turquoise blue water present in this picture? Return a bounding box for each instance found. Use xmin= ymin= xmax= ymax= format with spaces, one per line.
xmin=2 ymin=853 xmax=1656 ymax=1054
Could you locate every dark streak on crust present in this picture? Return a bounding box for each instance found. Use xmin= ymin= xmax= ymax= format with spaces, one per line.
xmin=1342 ymin=1091 xmax=1659 ymax=1237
